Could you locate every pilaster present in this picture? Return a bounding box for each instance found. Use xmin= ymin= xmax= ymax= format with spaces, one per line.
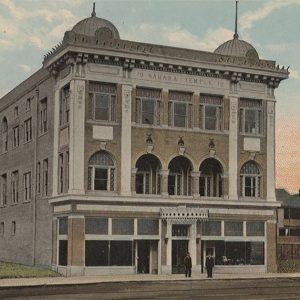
xmin=159 ymin=169 xmax=169 ymax=197
xmin=191 ymin=171 xmax=200 ymax=197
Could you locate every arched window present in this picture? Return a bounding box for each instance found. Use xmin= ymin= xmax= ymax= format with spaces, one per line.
xmin=240 ymin=161 xmax=261 ymax=198
xmin=199 ymin=158 xmax=223 ymax=197
xmin=168 ymin=156 xmax=192 ymax=196
xmin=1 ymin=118 xmax=8 ymax=153
xmin=88 ymin=151 xmax=115 ymax=191
xmin=135 ymin=154 xmax=161 ymax=194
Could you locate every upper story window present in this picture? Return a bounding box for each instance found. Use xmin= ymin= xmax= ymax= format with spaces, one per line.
xmin=14 ymin=106 xmax=18 ymax=118
xmin=24 ymin=118 xmax=32 ymax=143
xmin=23 ymin=172 xmax=31 ymax=202
xmin=240 ymin=161 xmax=261 ymax=198
xmin=43 ymin=159 xmax=48 ymax=196
xmin=200 ymin=94 xmax=223 ymax=131
xmin=60 ymin=85 xmax=70 ymax=126
xmin=240 ymin=99 xmax=262 ymax=135
xmin=89 ymin=82 xmax=116 ymax=122
xmin=136 ymin=88 xmax=161 ymax=125
xmin=1 ymin=117 xmax=8 ymax=153
xmin=26 ymin=97 xmax=31 ymax=111
xmin=39 ymin=98 xmax=47 ymax=134
xmin=0 ymin=174 xmax=7 ymax=206
xmin=36 ymin=162 xmax=41 ymax=194
xmin=11 ymin=170 xmax=19 ymax=204
xmin=88 ymin=151 xmax=115 ymax=192
xmin=168 ymin=91 xmax=193 ymax=128
xmin=13 ymin=126 xmax=19 ymax=148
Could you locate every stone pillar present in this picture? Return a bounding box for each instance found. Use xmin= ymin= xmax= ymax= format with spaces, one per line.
xmin=189 ymin=222 xmax=197 ymax=272
xmin=266 ymin=100 xmax=276 ymax=201
xmin=52 ymin=88 xmax=60 ymax=197
xmin=222 ymin=175 xmax=229 ymax=198
xmin=160 ymin=169 xmax=169 ymax=197
xmin=266 ymin=220 xmax=277 ymax=272
xmin=166 ymin=221 xmax=172 ymax=274
xmin=69 ymin=79 xmax=85 ymax=194
xmin=228 ymin=96 xmax=239 ymax=200
xmin=52 ymin=217 xmax=58 ymax=268
xmin=121 ymin=85 xmax=132 ymax=196
xmin=191 ymin=171 xmax=200 ymax=197
xmin=67 ymin=215 xmax=85 ymax=276
xmin=162 ymin=89 xmax=169 ymax=127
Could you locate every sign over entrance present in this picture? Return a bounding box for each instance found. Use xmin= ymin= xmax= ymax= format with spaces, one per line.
xmin=160 ymin=206 xmax=209 ymax=222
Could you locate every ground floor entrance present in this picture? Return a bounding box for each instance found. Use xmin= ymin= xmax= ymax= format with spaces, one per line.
xmin=172 ymin=240 xmax=188 ymax=274
xmin=137 ymin=240 xmax=159 ymax=274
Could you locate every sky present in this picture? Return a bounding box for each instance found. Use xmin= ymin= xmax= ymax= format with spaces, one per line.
xmin=0 ymin=0 xmax=299 ymax=194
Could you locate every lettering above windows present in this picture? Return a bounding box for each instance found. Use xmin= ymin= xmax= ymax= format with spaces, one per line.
xmin=136 ymin=87 xmax=161 ymax=126
xmin=240 ymin=98 xmax=262 ymax=135
xmin=89 ymin=82 xmax=116 ymax=122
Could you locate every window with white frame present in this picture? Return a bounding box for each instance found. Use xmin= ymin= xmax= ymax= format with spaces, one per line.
xmin=88 ymin=151 xmax=115 ymax=191
xmin=1 ymin=117 xmax=8 ymax=152
xmin=199 ymin=94 xmax=223 ymax=131
xmin=24 ymin=118 xmax=32 ymax=143
xmin=89 ymin=81 xmax=116 ymax=122
xmin=136 ymin=88 xmax=161 ymax=125
xmin=11 ymin=170 xmax=19 ymax=204
xmin=168 ymin=156 xmax=192 ymax=196
xmin=1 ymin=174 xmax=7 ymax=206
xmin=23 ymin=172 xmax=31 ymax=202
xmin=13 ymin=126 xmax=19 ymax=148
xmin=240 ymin=161 xmax=261 ymax=198
xmin=168 ymin=91 xmax=193 ymax=128
xmin=60 ymin=85 xmax=70 ymax=126
xmin=39 ymin=98 xmax=47 ymax=134
xmin=240 ymin=98 xmax=262 ymax=135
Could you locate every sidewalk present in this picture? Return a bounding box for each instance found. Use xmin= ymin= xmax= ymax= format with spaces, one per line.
xmin=1 ymin=272 xmax=300 ymax=288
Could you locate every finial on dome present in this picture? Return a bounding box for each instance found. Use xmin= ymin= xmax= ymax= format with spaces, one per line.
xmin=91 ymin=2 xmax=96 ymax=17
xmin=233 ymin=1 xmax=239 ymax=39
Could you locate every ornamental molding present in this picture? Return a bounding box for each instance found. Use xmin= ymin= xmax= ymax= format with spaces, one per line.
xmin=160 ymin=206 xmax=209 ymax=222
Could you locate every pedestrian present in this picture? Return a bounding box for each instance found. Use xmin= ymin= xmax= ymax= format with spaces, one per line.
xmin=206 ymin=254 xmax=214 ymax=278
xmin=184 ymin=252 xmax=192 ymax=277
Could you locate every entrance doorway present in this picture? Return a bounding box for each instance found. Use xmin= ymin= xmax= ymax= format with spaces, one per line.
xmin=137 ymin=241 xmax=150 ymax=273
xmin=172 ymin=240 xmax=188 ymax=274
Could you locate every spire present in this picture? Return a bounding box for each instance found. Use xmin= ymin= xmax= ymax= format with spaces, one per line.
xmin=233 ymin=1 xmax=239 ymax=39
xmin=91 ymin=2 xmax=96 ymax=17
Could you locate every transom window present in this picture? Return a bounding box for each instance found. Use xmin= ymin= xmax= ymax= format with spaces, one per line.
xmin=240 ymin=161 xmax=261 ymax=198
xmin=88 ymin=151 xmax=115 ymax=192
xmin=200 ymin=94 xmax=223 ymax=131
xmin=136 ymin=87 xmax=161 ymax=125
xmin=89 ymin=82 xmax=116 ymax=122
xmin=168 ymin=91 xmax=193 ymax=128
xmin=240 ymin=98 xmax=262 ymax=135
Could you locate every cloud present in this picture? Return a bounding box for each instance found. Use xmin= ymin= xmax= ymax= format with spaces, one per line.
xmin=18 ymin=64 xmax=31 ymax=73
xmin=122 ymin=24 xmax=233 ymax=51
xmin=289 ymin=69 xmax=300 ymax=80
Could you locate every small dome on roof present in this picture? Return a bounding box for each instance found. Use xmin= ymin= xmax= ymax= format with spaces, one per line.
xmin=71 ymin=3 xmax=120 ymax=39
xmin=214 ymin=36 xmax=259 ymax=61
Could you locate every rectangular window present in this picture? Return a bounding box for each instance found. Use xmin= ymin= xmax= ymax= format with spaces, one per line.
xmin=26 ymin=97 xmax=31 ymax=111
xmin=23 ymin=172 xmax=31 ymax=202
xmin=11 ymin=171 xmax=19 ymax=204
xmin=89 ymin=82 xmax=116 ymax=122
xmin=224 ymin=221 xmax=243 ymax=236
xmin=60 ymin=85 xmax=70 ymax=126
xmin=58 ymin=240 xmax=68 ymax=266
xmin=58 ymin=154 xmax=64 ymax=194
xmin=39 ymin=98 xmax=48 ymax=134
xmin=136 ymin=87 xmax=161 ymax=125
xmin=85 ymin=217 xmax=108 ymax=235
xmin=14 ymin=106 xmax=18 ymax=118
xmin=112 ymin=218 xmax=134 ymax=235
xmin=240 ymin=98 xmax=262 ymax=135
xmin=137 ymin=219 xmax=159 ymax=235
xmin=200 ymin=94 xmax=223 ymax=131
xmin=246 ymin=222 xmax=265 ymax=236
xmin=110 ymin=241 xmax=133 ymax=266
xmin=36 ymin=162 xmax=41 ymax=194
xmin=0 ymin=222 xmax=4 ymax=236
xmin=168 ymin=91 xmax=193 ymax=128
xmin=1 ymin=174 xmax=7 ymax=206
xmin=11 ymin=221 xmax=16 ymax=235
xmin=202 ymin=221 xmax=221 ymax=236
xmin=24 ymin=118 xmax=32 ymax=143
xmin=85 ymin=241 xmax=109 ymax=266
xmin=43 ymin=159 xmax=48 ymax=196
xmin=13 ymin=126 xmax=19 ymax=148
xmin=172 ymin=225 xmax=189 ymax=237
xmin=58 ymin=217 xmax=68 ymax=235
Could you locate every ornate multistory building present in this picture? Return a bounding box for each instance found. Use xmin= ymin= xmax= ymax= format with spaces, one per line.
xmin=0 ymin=5 xmax=289 ymax=276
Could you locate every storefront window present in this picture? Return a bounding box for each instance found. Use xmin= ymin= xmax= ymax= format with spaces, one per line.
xmin=85 ymin=217 xmax=108 ymax=235
xmin=202 ymin=221 xmax=221 ymax=236
xmin=59 ymin=217 xmax=68 ymax=235
xmin=58 ymin=240 xmax=68 ymax=266
xmin=224 ymin=221 xmax=243 ymax=236
xmin=85 ymin=241 xmax=109 ymax=266
xmin=138 ymin=219 xmax=159 ymax=235
xmin=110 ymin=241 xmax=133 ymax=266
xmin=246 ymin=222 xmax=264 ymax=236
xmin=112 ymin=218 xmax=134 ymax=235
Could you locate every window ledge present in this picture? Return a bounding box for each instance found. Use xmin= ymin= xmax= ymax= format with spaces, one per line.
xmin=87 ymin=190 xmax=118 ymax=196
xmin=240 ymin=133 xmax=264 ymax=138
xmin=86 ymin=120 xmax=119 ymax=126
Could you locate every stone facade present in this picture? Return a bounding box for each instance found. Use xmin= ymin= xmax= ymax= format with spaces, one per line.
xmin=0 ymin=7 xmax=288 ymax=275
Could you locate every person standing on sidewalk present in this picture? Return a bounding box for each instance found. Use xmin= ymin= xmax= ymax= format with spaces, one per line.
xmin=206 ymin=254 xmax=214 ymax=278
xmin=184 ymin=252 xmax=192 ymax=277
